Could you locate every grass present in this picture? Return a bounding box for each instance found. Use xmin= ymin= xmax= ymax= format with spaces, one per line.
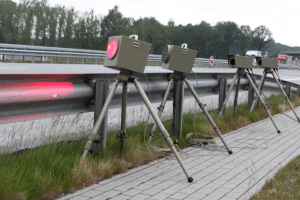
xmin=250 ymin=155 xmax=300 ymax=200
xmin=0 ymin=93 xmax=300 ymax=200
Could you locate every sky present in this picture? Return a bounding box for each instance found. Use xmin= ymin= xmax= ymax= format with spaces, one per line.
xmin=15 ymin=0 xmax=299 ymax=47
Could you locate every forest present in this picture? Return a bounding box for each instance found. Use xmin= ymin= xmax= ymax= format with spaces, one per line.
xmin=0 ymin=0 xmax=292 ymax=59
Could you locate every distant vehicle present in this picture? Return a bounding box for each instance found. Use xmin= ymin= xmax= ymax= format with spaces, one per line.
xmin=277 ymin=54 xmax=292 ymax=64
xmin=277 ymin=54 xmax=293 ymax=69
xmin=245 ymin=50 xmax=268 ymax=68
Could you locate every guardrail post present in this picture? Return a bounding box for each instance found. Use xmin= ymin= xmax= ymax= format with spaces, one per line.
xmin=67 ymin=58 xmax=69 ymax=64
xmin=95 ymin=58 xmax=98 ymax=65
xmin=286 ymin=84 xmax=291 ymax=99
xmin=71 ymin=58 xmax=74 ymax=63
xmin=40 ymin=57 xmax=43 ymax=62
xmin=172 ymin=80 xmax=184 ymax=139
xmin=11 ymin=55 xmax=14 ymax=63
xmin=85 ymin=58 xmax=88 ymax=64
xmin=50 ymin=57 xmax=53 ymax=64
xmin=82 ymin=58 xmax=84 ymax=64
xmin=31 ymin=56 xmax=34 ymax=63
xmin=57 ymin=57 xmax=59 ymax=63
xmin=218 ymin=77 xmax=227 ymax=115
xmin=248 ymin=80 xmax=254 ymax=110
xmin=93 ymin=79 xmax=109 ymax=152
xmin=297 ymin=87 xmax=300 ymax=96
xmin=2 ymin=55 xmax=6 ymax=61
xmin=23 ymin=56 xmax=25 ymax=62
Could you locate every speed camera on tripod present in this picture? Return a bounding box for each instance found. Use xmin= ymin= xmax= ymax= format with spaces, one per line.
xmin=162 ymin=44 xmax=197 ymax=74
xmin=255 ymin=57 xmax=278 ymax=69
xmin=104 ymin=35 xmax=151 ymax=73
xmin=227 ymin=55 xmax=253 ymax=69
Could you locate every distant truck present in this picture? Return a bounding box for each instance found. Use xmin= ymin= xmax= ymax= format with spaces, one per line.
xmin=245 ymin=50 xmax=268 ymax=67
xmin=277 ymin=54 xmax=293 ymax=69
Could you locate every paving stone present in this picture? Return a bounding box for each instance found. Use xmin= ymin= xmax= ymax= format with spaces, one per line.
xmin=113 ymin=184 xmax=134 ymax=192
xmin=122 ymin=188 xmax=142 ymax=196
xmin=168 ymin=192 xmax=189 ymax=200
xmin=67 ymin=196 xmax=90 ymax=200
xmin=129 ymin=194 xmax=151 ymax=200
xmin=205 ymin=192 xmax=226 ymax=199
xmin=109 ymin=194 xmax=131 ymax=200
xmin=80 ymin=189 xmax=103 ymax=197
xmin=134 ymin=183 xmax=153 ymax=191
xmin=59 ymin=108 xmax=300 ymax=200
xmin=100 ymin=190 xmax=121 ymax=198
xmin=140 ymin=188 xmax=162 ymax=195
xmin=150 ymin=193 xmax=171 ymax=200
xmin=178 ymin=187 xmax=198 ymax=194
xmin=94 ymin=184 xmax=116 ymax=192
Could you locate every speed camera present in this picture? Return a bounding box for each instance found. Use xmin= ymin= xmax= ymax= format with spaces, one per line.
xmin=256 ymin=57 xmax=278 ymax=69
xmin=227 ymin=55 xmax=253 ymax=69
xmin=161 ymin=44 xmax=197 ymax=74
xmin=104 ymin=35 xmax=151 ymax=73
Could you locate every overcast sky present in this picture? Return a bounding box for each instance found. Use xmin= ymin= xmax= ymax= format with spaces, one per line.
xmin=16 ymin=0 xmax=299 ymax=47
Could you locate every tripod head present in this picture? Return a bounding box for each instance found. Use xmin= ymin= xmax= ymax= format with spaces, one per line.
xmin=161 ymin=43 xmax=197 ymax=74
xmin=104 ymin=35 xmax=151 ymax=73
xmin=255 ymin=57 xmax=278 ymax=69
xmin=227 ymin=55 xmax=253 ymax=69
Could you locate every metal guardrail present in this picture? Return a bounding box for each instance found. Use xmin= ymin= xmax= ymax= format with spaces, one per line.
xmin=3 ymin=43 xmax=300 ymax=69
xmin=0 ymin=66 xmax=299 ymax=125
xmin=0 ymin=43 xmax=229 ymax=66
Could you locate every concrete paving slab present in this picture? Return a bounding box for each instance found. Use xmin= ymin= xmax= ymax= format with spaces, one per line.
xmin=57 ymin=107 xmax=300 ymax=200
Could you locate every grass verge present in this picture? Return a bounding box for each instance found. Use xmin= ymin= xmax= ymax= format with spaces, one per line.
xmin=250 ymin=154 xmax=300 ymax=199
xmin=0 ymin=93 xmax=300 ymax=200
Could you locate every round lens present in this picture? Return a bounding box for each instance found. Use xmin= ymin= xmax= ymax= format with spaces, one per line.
xmin=107 ymin=39 xmax=118 ymax=59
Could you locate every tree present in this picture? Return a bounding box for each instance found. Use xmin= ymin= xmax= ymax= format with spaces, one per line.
xmin=57 ymin=5 xmax=66 ymax=47
xmin=48 ymin=6 xmax=58 ymax=46
xmin=32 ymin=0 xmax=48 ymax=46
xmin=251 ymin=25 xmax=273 ymax=50
xmin=63 ymin=7 xmax=75 ymax=47
xmin=238 ymin=25 xmax=252 ymax=55
xmin=100 ymin=5 xmax=132 ymax=49
xmin=0 ymin=0 xmax=18 ymax=43
xmin=21 ymin=0 xmax=34 ymax=44
xmin=212 ymin=21 xmax=240 ymax=58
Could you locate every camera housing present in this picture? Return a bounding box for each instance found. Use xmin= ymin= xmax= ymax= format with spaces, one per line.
xmin=255 ymin=57 xmax=278 ymax=69
xmin=161 ymin=45 xmax=197 ymax=74
xmin=104 ymin=35 xmax=151 ymax=73
xmin=227 ymin=55 xmax=253 ymax=69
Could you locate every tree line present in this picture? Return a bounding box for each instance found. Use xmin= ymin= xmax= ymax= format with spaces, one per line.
xmin=0 ymin=0 xmax=274 ymax=59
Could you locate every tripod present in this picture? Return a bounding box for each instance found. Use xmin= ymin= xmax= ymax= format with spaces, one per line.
xmin=249 ymin=68 xmax=300 ymax=122
xmin=81 ymin=69 xmax=193 ymax=182
xmin=148 ymin=71 xmax=233 ymax=154
xmin=218 ymin=68 xmax=281 ymax=133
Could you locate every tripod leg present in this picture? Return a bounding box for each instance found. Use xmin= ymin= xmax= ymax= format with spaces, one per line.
xmin=219 ymin=73 xmax=238 ymax=117
xmin=149 ymin=79 xmax=174 ymax=142
xmin=250 ymin=70 xmax=267 ymax=112
xmin=256 ymin=71 xmax=267 ymax=108
xmin=184 ymin=78 xmax=233 ymax=154
xmin=245 ymin=73 xmax=281 ymax=133
xmin=233 ymin=75 xmax=241 ymax=118
xmin=271 ymin=70 xmax=300 ymax=122
xmin=118 ymin=83 xmax=128 ymax=151
xmin=133 ymin=79 xmax=193 ymax=182
xmin=81 ymin=79 xmax=120 ymax=160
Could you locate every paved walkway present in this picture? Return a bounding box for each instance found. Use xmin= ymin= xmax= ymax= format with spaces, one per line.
xmin=58 ymin=107 xmax=300 ymax=200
